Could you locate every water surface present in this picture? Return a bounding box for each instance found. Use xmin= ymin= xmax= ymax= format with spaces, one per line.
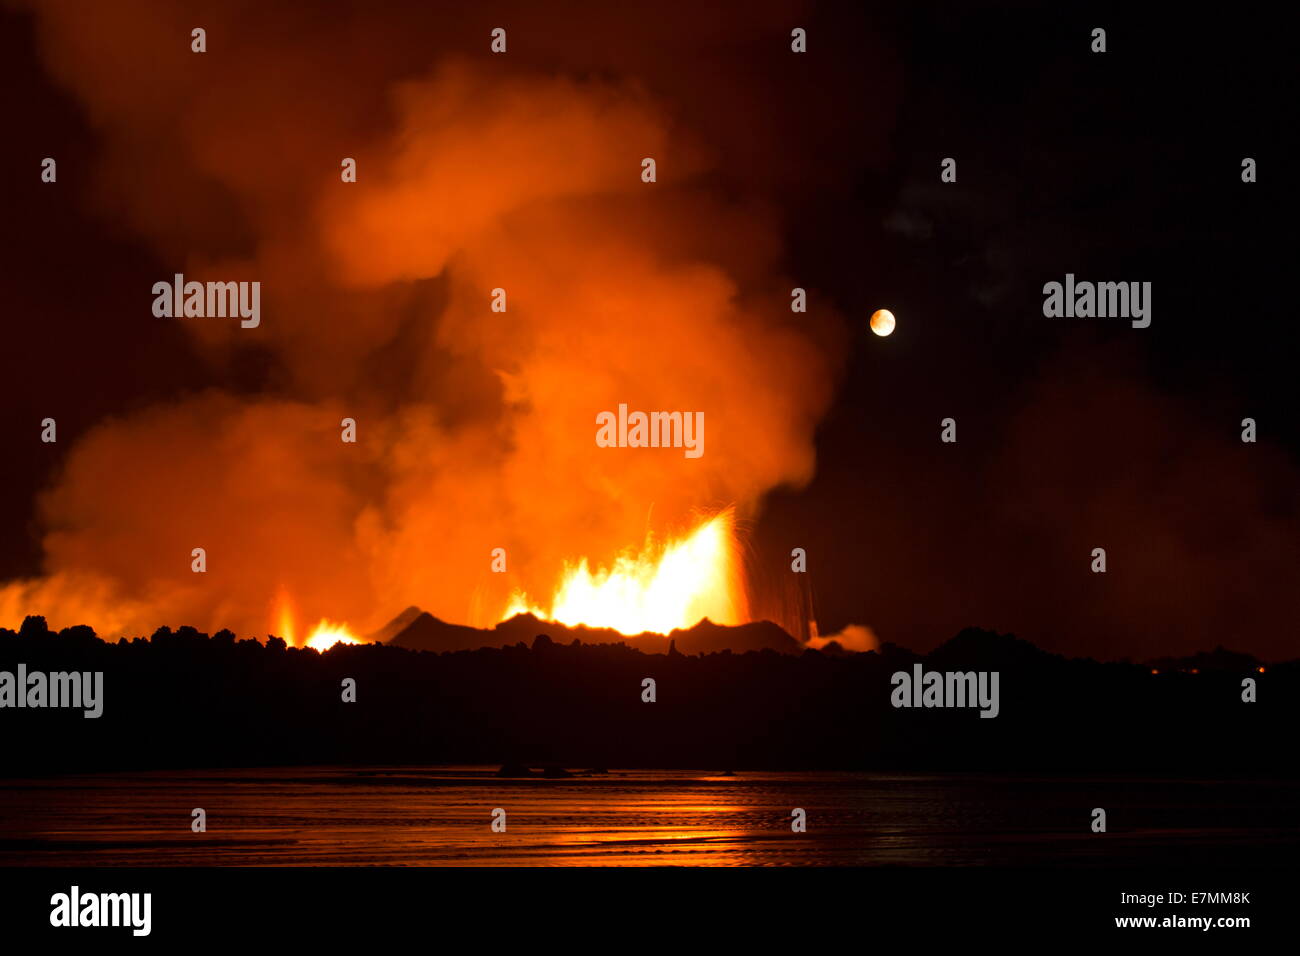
xmin=0 ymin=768 xmax=1293 ymax=866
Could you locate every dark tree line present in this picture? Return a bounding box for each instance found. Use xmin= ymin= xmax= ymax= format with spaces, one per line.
xmin=1 ymin=616 xmax=1292 ymax=776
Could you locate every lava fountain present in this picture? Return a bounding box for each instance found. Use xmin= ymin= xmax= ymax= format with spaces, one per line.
xmin=303 ymin=620 xmax=363 ymax=651
xmin=503 ymin=507 xmax=748 ymax=635
xmin=275 ymin=594 xmax=363 ymax=651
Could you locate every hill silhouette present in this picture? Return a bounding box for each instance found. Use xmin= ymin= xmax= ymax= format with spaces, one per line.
xmin=388 ymin=610 xmax=802 ymax=655
xmin=366 ymin=605 xmax=424 ymax=643
xmin=1 ymin=616 xmax=1291 ymax=777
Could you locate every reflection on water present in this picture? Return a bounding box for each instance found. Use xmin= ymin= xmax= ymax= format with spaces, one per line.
xmin=0 ymin=768 xmax=1294 ymax=866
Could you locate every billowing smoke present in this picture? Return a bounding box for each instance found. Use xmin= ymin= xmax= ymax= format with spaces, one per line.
xmin=2 ymin=1 xmax=872 ymax=638
xmin=809 ymin=624 xmax=880 ymax=654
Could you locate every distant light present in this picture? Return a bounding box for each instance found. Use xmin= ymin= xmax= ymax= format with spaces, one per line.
xmin=1150 ymin=668 xmax=1159 ymax=675
xmin=1258 ymin=666 xmax=1266 ymax=673
xmin=869 ymin=309 xmax=896 ymax=337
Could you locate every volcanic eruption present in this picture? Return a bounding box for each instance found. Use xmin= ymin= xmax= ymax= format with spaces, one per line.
xmin=503 ymin=507 xmax=748 ymax=635
xmin=0 ymin=2 xmax=849 ymax=648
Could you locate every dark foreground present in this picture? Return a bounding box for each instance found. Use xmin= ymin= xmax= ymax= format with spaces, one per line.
xmin=3 ymin=618 xmax=1292 ymax=776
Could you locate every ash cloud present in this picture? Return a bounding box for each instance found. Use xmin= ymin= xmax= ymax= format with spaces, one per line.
xmin=3 ymin=1 xmax=886 ymax=637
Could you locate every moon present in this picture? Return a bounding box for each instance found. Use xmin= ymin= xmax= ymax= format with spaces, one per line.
xmin=869 ymin=309 xmax=896 ymax=337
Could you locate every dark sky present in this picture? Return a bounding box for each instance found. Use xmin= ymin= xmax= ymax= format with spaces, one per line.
xmin=758 ymin=5 xmax=1295 ymax=658
xmin=1 ymin=2 xmax=1293 ymax=660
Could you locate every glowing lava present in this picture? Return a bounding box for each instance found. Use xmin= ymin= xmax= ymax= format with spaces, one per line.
xmin=303 ymin=619 xmax=362 ymax=651
xmin=503 ymin=507 xmax=748 ymax=635
xmin=274 ymin=594 xmax=362 ymax=650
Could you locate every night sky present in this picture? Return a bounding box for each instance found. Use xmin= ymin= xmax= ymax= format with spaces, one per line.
xmin=1 ymin=2 xmax=1293 ymax=660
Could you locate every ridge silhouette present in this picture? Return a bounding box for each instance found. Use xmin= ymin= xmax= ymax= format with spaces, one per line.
xmin=1 ymin=616 xmax=1291 ymax=777
xmin=388 ymin=610 xmax=803 ymax=655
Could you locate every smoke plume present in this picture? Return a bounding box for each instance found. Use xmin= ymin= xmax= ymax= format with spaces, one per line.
xmin=3 ymin=1 xmax=875 ymax=637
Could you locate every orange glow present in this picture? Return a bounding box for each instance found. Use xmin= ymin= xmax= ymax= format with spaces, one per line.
xmin=275 ymin=591 xmax=297 ymax=645
xmin=273 ymin=593 xmax=362 ymax=651
xmin=303 ymin=619 xmax=363 ymax=651
xmin=0 ymin=39 xmax=841 ymax=647
xmin=504 ymin=508 xmax=748 ymax=635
